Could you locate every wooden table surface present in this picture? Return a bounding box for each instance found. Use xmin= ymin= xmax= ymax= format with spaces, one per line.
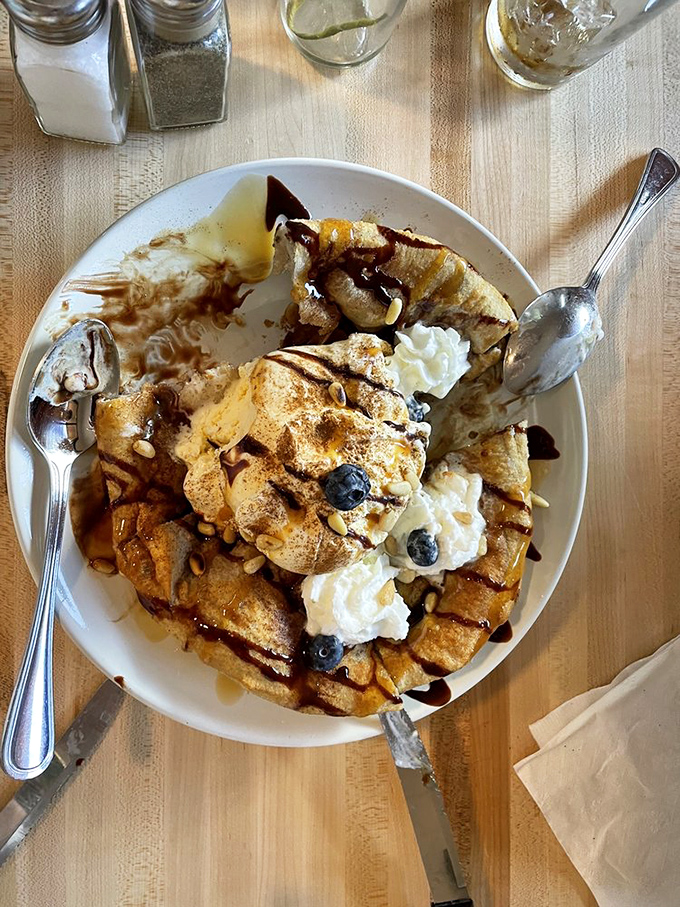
xmin=1 ymin=1 xmax=679 ymax=905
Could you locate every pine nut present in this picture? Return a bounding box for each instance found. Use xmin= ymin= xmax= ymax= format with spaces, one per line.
xmin=398 ymin=568 xmax=416 ymax=584
xmin=477 ymin=536 xmax=488 ymax=557
xmin=328 ymin=382 xmax=346 ymax=406
xmin=132 ymin=439 xmax=155 ymax=459
xmin=454 ymin=511 xmax=473 ymax=525
xmin=405 ymin=469 xmax=420 ymax=491
xmin=91 ymin=557 xmax=117 ymax=575
xmin=243 ymin=555 xmax=266 ymax=575
xmin=424 ymin=591 xmax=438 ymax=613
xmin=257 ymin=533 xmax=283 ymax=551
xmin=377 ymin=580 xmax=395 ymax=607
xmin=530 ymin=491 xmax=550 ymax=509
xmin=222 ymin=527 xmax=237 ymax=544
xmin=384 ymin=536 xmax=399 ymax=556
xmin=189 ymin=553 xmax=205 ymax=576
xmin=197 ymin=521 xmax=216 ymax=536
xmin=378 ymin=508 xmax=399 ymax=532
xmin=385 ymin=297 xmax=403 ymax=325
xmin=327 ymin=511 xmax=348 ymax=536
xmin=387 ymin=481 xmax=411 ymax=496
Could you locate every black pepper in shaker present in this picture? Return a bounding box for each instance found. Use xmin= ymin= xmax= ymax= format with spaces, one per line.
xmin=126 ymin=0 xmax=231 ymax=130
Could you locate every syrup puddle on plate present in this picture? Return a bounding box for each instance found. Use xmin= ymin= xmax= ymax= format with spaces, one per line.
xmin=132 ymin=600 xmax=169 ymax=643
xmin=58 ymin=174 xmax=310 ymax=389
xmin=215 ymin=673 xmax=245 ymax=706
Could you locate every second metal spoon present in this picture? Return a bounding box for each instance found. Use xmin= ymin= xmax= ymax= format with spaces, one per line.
xmin=503 ymin=148 xmax=679 ymax=396
xmin=2 ymin=319 xmax=119 ymax=780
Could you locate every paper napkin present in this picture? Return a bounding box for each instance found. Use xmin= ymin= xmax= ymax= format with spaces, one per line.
xmin=515 ymin=634 xmax=680 ymax=907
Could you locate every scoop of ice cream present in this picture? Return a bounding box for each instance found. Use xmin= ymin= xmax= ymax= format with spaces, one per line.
xmin=302 ymin=553 xmax=410 ymax=645
xmin=176 ymin=333 xmax=429 ymax=575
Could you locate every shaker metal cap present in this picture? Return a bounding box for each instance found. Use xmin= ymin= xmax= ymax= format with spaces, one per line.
xmin=129 ymin=0 xmax=223 ymax=39
xmin=3 ymin=0 xmax=106 ymax=44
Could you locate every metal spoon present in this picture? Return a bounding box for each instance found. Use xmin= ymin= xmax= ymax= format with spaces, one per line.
xmin=503 ymin=148 xmax=679 ymax=396
xmin=2 ymin=319 xmax=119 ymax=780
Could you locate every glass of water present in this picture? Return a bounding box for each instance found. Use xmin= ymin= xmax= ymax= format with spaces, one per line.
xmin=280 ymin=0 xmax=407 ymax=67
xmin=486 ymin=0 xmax=678 ymax=90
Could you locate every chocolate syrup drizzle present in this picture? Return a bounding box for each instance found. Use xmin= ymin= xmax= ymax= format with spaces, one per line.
xmin=263 ymin=352 xmax=378 ymax=420
xmin=527 ymin=542 xmax=542 ymax=562
xmin=265 ymin=176 xmax=310 ymax=231
xmin=276 ymin=347 xmax=401 ymax=398
xmin=268 ymin=481 xmax=302 ymax=511
xmin=404 ymin=679 xmax=451 ymax=706
xmin=527 ymin=425 xmax=560 ymax=460
xmin=286 ymin=220 xmax=512 ymax=334
xmin=489 ymin=621 xmax=513 ymax=643
xmin=139 ymin=594 xmax=400 ymax=714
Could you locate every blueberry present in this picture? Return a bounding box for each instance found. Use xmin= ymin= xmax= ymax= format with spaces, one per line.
xmin=407 ymin=528 xmax=439 ymax=567
xmin=406 ymin=395 xmax=425 ymax=422
xmin=322 ymin=464 xmax=371 ymax=511
xmin=305 ymin=634 xmax=344 ymax=672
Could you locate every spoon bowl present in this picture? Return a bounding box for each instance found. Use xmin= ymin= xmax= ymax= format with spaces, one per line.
xmin=503 ymin=286 xmax=602 ymax=396
xmin=2 ymin=319 xmax=119 ymax=780
xmin=27 ymin=319 xmax=119 ymax=459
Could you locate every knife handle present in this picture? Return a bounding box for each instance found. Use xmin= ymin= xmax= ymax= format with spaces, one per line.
xmin=431 ymin=900 xmax=473 ymax=906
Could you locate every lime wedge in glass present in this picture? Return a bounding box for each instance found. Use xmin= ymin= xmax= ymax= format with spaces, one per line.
xmin=285 ymin=0 xmax=387 ymax=40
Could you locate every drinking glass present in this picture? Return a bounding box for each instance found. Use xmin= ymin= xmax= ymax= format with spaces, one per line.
xmin=486 ymin=0 xmax=678 ymax=90
xmin=280 ymin=0 xmax=407 ymax=67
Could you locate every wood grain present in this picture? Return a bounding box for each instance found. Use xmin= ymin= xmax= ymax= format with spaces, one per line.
xmin=1 ymin=1 xmax=678 ymax=904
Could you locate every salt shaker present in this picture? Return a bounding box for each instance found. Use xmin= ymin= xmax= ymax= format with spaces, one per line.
xmin=3 ymin=0 xmax=132 ymax=144
xmin=126 ymin=0 xmax=231 ymax=130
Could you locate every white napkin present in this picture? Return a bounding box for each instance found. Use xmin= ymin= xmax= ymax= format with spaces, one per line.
xmin=514 ymin=634 xmax=680 ymax=907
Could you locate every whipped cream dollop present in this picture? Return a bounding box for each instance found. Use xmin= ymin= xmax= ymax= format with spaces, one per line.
xmin=385 ymin=323 xmax=470 ymax=399
xmin=389 ymin=457 xmax=486 ymax=576
xmin=302 ymin=553 xmax=410 ymax=645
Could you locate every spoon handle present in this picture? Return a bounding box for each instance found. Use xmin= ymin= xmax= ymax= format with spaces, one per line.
xmin=584 ymin=148 xmax=679 ymax=293
xmin=2 ymin=458 xmax=71 ymax=780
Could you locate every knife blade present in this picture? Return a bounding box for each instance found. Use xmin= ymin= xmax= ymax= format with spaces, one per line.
xmin=0 ymin=679 xmax=125 ymax=868
xmin=380 ymin=709 xmax=473 ymax=907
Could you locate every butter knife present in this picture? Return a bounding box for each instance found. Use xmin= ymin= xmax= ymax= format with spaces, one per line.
xmin=0 ymin=679 xmax=125 ymax=867
xmin=380 ymin=709 xmax=473 ymax=907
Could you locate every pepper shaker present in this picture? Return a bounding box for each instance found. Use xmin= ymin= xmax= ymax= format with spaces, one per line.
xmin=126 ymin=0 xmax=231 ymax=130
xmin=3 ymin=0 xmax=132 ymax=144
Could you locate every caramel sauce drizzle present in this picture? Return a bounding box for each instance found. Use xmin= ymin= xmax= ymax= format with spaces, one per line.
xmin=138 ymin=594 xmax=397 ymax=714
xmin=286 ymin=220 xmax=510 ymax=332
xmin=482 ymin=481 xmax=531 ymax=514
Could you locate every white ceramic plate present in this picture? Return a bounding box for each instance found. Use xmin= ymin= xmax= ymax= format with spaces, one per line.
xmin=6 ymin=158 xmax=587 ymax=747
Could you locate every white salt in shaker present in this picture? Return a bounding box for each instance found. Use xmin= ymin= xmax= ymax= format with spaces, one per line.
xmin=3 ymin=0 xmax=132 ymax=144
